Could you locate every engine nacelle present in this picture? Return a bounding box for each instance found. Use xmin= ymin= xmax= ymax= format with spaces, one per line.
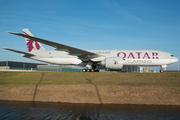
xmin=101 ymin=57 xmax=123 ymax=70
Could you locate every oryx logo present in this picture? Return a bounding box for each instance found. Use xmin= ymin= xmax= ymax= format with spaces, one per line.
xmin=113 ymin=60 xmax=118 ymax=65
xmin=23 ymin=32 xmax=41 ymax=52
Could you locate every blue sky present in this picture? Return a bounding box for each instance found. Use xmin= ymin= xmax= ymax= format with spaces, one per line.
xmin=0 ymin=0 xmax=180 ymax=70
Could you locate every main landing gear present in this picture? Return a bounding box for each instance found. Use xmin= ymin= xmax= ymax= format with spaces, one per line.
xmin=82 ymin=61 xmax=99 ymax=72
xmin=82 ymin=68 xmax=99 ymax=72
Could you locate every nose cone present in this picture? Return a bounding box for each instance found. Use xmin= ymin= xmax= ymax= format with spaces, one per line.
xmin=171 ymin=57 xmax=178 ymax=64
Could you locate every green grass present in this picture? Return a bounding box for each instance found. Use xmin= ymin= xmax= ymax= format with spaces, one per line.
xmin=0 ymin=71 xmax=180 ymax=86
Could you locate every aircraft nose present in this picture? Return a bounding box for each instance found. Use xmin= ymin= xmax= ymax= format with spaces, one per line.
xmin=171 ymin=57 xmax=178 ymax=63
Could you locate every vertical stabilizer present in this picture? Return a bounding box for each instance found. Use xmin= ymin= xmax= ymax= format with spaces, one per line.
xmin=23 ymin=29 xmax=46 ymax=52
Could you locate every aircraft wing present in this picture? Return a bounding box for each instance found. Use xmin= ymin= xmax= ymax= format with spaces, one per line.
xmin=8 ymin=32 xmax=102 ymax=61
xmin=2 ymin=48 xmax=35 ymax=56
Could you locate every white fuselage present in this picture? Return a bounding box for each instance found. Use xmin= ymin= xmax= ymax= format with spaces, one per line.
xmin=23 ymin=50 xmax=178 ymax=67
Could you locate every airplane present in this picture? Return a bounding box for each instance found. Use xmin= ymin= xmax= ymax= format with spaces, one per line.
xmin=2 ymin=29 xmax=178 ymax=72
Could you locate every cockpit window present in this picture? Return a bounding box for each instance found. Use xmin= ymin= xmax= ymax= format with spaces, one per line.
xmin=171 ymin=55 xmax=174 ymax=57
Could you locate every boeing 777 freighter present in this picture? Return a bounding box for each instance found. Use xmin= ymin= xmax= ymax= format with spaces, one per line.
xmin=3 ymin=29 xmax=178 ymax=72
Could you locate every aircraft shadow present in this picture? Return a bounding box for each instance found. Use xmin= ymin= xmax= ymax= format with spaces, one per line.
xmin=86 ymin=78 xmax=103 ymax=104
xmin=33 ymin=73 xmax=44 ymax=103
xmin=32 ymin=74 xmax=102 ymax=105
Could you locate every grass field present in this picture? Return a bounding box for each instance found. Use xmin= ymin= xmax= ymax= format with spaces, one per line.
xmin=0 ymin=71 xmax=180 ymax=86
xmin=0 ymin=71 xmax=180 ymax=104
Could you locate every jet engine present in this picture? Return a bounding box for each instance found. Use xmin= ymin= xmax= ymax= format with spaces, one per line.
xmin=99 ymin=57 xmax=124 ymax=70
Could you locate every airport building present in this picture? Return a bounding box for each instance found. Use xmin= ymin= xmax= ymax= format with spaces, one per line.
xmin=0 ymin=61 xmax=142 ymax=72
xmin=0 ymin=61 xmax=46 ymax=70
xmin=37 ymin=65 xmax=141 ymax=72
xmin=37 ymin=65 xmax=83 ymax=72
xmin=121 ymin=66 xmax=140 ymax=72
xmin=0 ymin=61 xmax=82 ymax=72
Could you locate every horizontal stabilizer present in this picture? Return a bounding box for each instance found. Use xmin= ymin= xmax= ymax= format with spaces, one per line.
xmin=2 ymin=48 xmax=35 ymax=56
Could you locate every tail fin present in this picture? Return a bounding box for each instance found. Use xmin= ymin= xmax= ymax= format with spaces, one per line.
xmin=23 ymin=29 xmax=46 ymax=52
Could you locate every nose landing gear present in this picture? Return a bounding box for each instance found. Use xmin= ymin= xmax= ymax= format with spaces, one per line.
xmin=160 ymin=65 xmax=167 ymax=73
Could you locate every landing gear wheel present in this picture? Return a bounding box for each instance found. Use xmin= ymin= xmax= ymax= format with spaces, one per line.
xmin=90 ymin=69 xmax=94 ymax=72
xmin=82 ymin=68 xmax=99 ymax=72
xmin=160 ymin=69 xmax=163 ymax=73
xmin=82 ymin=69 xmax=86 ymax=72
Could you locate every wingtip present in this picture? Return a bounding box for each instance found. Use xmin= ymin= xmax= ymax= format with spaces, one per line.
xmin=7 ymin=32 xmax=20 ymax=35
xmin=7 ymin=32 xmax=14 ymax=34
